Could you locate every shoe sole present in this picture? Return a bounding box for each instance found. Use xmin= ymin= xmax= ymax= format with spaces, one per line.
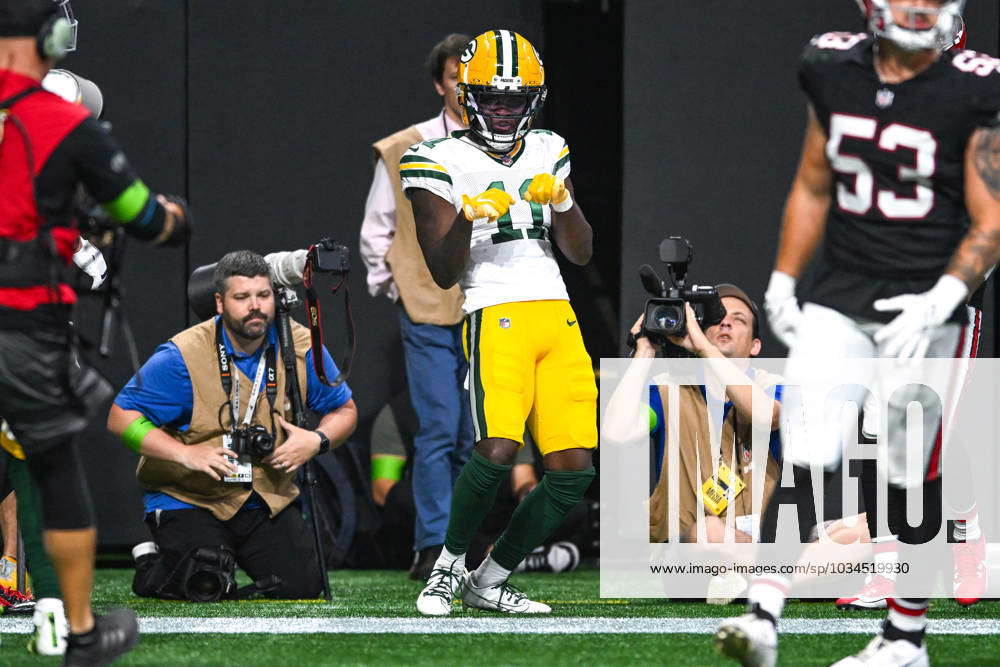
xmin=836 ymin=600 xmax=887 ymax=610
xmin=461 ymin=588 xmax=551 ymax=614
xmin=416 ymin=606 xmax=453 ymax=616
xmin=461 ymin=600 xmax=551 ymax=614
xmin=416 ymin=596 xmax=455 ymax=616
xmin=715 ymin=625 xmax=753 ymax=665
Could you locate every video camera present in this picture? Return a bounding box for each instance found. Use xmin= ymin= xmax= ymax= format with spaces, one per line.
xmin=638 ymin=237 xmax=725 ymax=349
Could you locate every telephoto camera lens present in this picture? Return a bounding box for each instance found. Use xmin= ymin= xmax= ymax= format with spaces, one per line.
xmin=185 ymin=569 xmax=226 ymax=603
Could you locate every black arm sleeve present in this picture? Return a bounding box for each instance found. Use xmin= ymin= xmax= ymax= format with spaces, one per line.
xmin=60 ymin=117 xmax=169 ymax=239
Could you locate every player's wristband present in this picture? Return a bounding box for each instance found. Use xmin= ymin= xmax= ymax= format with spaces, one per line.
xmin=371 ymin=455 xmax=405 ymax=482
xmin=551 ymin=192 xmax=574 ymax=213
xmin=122 ymin=416 xmax=157 ymax=453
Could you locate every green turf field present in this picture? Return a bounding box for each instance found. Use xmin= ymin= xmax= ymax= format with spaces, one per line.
xmin=0 ymin=569 xmax=996 ymax=665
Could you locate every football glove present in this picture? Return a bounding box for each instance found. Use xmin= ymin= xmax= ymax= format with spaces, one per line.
xmin=764 ymin=270 xmax=802 ymax=349
xmin=73 ymin=238 xmax=108 ymax=289
xmin=524 ymin=173 xmax=573 ymax=212
xmin=461 ymin=188 xmax=515 ymax=222
xmin=873 ymin=275 xmax=968 ymax=360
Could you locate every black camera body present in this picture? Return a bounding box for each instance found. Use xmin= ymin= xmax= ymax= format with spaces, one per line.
xmin=310 ymin=238 xmax=350 ymax=276
xmin=640 ymin=237 xmax=725 ymax=348
xmin=230 ymin=424 xmax=274 ymax=458
xmin=177 ymin=545 xmax=238 ymax=603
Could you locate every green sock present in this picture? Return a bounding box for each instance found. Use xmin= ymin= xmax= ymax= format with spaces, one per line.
xmin=491 ymin=467 xmax=595 ymax=571
xmin=443 ymin=451 xmax=512 ymax=555
xmin=7 ymin=455 xmax=61 ymax=599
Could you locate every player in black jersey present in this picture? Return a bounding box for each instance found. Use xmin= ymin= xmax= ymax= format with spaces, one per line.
xmin=715 ymin=1 xmax=1000 ymax=666
xmin=829 ymin=2 xmax=991 ymax=618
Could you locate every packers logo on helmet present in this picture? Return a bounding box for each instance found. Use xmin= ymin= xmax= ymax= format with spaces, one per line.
xmin=457 ymin=29 xmax=547 ymax=153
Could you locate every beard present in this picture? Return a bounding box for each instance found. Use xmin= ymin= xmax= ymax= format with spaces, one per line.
xmin=223 ymin=309 xmax=271 ymax=341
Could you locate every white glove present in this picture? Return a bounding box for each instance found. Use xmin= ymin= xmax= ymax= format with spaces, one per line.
xmin=72 ymin=238 xmax=107 ymax=289
xmin=764 ymin=270 xmax=802 ymax=349
xmin=265 ymin=249 xmax=308 ymax=287
xmin=873 ymin=275 xmax=968 ymax=360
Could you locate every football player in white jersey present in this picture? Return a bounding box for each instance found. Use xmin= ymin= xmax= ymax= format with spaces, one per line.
xmin=404 ymin=29 xmax=598 ymax=615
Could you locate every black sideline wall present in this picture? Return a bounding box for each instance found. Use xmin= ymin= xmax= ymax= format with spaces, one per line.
xmin=621 ymin=1 xmax=999 ymax=357
xmin=49 ymin=1 xmax=1000 ymax=545
xmin=63 ymin=0 xmax=543 ymax=546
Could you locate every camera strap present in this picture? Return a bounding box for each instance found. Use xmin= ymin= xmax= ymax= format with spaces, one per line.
xmin=215 ymin=320 xmax=277 ymax=427
xmin=302 ymin=246 xmax=355 ymax=387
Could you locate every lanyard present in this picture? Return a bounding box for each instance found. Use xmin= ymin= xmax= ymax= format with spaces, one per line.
xmin=231 ymin=352 xmax=268 ymax=427
xmin=215 ymin=320 xmax=278 ymax=426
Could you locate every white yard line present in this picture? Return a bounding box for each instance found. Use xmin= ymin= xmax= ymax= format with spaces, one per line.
xmin=0 ymin=616 xmax=997 ymax=635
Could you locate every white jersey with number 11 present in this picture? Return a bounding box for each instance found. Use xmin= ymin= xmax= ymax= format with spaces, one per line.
xmin=400 ymin=128 xmax=572 ymax=314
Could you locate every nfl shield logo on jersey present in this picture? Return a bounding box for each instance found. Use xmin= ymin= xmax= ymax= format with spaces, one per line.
xmin=499 ymin=318 xmax=511 ymax=329
xmin=875 ymin=88 xmax=895 ymax=108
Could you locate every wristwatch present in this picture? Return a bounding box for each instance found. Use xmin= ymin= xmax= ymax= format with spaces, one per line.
xmin=314 ymin=430 xmax=330 ymax=456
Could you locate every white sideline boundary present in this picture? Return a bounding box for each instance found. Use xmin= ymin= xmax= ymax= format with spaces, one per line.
xmin=0 ymin=617 xmax=997 ymax=635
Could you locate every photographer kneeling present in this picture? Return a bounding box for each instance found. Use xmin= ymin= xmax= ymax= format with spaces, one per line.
xmin=107 ymin=250 xmax=357 ymax=600
xmin=606 ymin=285 xmax=782 ymax=544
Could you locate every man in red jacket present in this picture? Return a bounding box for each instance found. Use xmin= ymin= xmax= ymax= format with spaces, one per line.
xmin=0 ymin=1 xmax=190 ymax=663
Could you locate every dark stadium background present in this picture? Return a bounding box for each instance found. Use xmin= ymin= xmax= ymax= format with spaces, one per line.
xmin=58 ymin=1 xmax=999 ymax=548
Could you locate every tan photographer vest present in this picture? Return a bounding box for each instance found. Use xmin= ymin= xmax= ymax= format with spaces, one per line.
xmin=373 ymin=126 xmax=464 ymax=325
xmin=648 ymin=380 xmax=781 ymax=542
xmin=135 ymin=317 xmax=311 ymax=521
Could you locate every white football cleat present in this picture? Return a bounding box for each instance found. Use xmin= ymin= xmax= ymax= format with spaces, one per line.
xmin=836 ymin=574 xmax=894 ymax=610
xmin=416 ymin=560 xmax=467 ymax=616
xmin=714 ymin=613 xmax=777 ymax=667
xmin=461 ymin=573 xmax=551 ymax=614
xmin=707 ymin=571 xmax=749 ymax=606
xmin=831 ymin=634 xmax=928 ymax=666
xmin=29 ymin=597 xmax=68 ymax=656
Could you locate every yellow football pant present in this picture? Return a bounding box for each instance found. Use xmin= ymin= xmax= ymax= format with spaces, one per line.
xmin=463 ymin=300 xmax=598 ymax=455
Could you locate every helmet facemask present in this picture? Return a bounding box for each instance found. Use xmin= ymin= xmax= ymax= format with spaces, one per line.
xmin=460 ymin=84 xmax=547 ymax=153
xmin=867 ymin=0 xmax=965 ymax=52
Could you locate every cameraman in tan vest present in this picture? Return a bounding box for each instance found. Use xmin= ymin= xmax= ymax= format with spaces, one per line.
xmin=359 ymin=33 xmax=474 ymax=580
xmin=107 ymin=251 xmax=357 ymax=599
xmin=604 ymin=285 xmax=783 ymax=544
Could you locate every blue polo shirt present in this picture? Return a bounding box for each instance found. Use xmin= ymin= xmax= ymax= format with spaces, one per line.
xmin=115 ymin=317 xmax=352 ymax=514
